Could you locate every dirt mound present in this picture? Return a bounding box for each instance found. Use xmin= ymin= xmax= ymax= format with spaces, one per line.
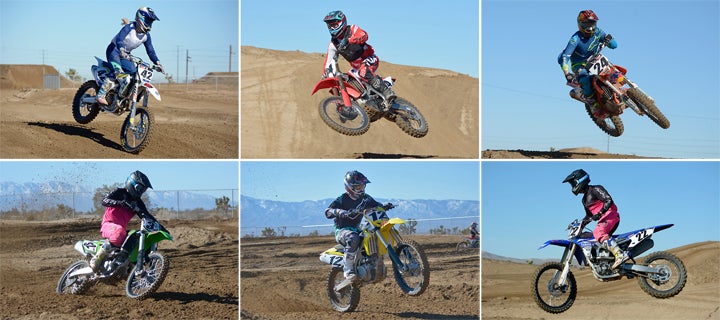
xmin=482 ymin=148 xmax=660 ymax=159
xmin=482 ymin=241 xmax=720 ymax=319
xmin=241 ymin=234 xmax=480 ymax=319
xmin=0 ymin=65 xmax=75 ymax=89
xmin=0 ymin=219 xmax=238 ymax=319
xmin=240 ymin=46 xmax=479 ymax=159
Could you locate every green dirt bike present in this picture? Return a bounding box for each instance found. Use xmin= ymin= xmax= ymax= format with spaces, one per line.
xmin=56 ymin=215 xmax=172 ymax=300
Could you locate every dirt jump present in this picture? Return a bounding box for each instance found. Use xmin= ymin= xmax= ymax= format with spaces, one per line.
xmin=0 ymin=65 xmax=238 ymax=159
xmin=241 ymin=46 xmax=479 ymax=159
xmin=482 ymin=241 xmax=720 ymax=319
xmin=0 ymin=218 xmax=238 ymax=319
xmin=241 ymin=234 xmax=480 ymax=319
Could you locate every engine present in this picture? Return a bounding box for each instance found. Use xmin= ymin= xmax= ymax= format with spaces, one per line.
xmin=356 ymin=255 xmax=387 ymax=283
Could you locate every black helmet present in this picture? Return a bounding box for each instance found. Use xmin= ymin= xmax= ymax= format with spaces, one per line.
xmin=344 ymin=170 xmax=370 ymax=200
xmin=563 ymin=169 xmax=590 ymax=196
xmin=125 ymin=170 xmax=153 ymax=200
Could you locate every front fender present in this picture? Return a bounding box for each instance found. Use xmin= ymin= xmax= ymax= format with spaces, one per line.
xmin=142 ymin=83 xmax=162 ymax=101
xmin=538 ymin=239 xmax=572 ymax=250
xmin=311 ymin=77 xmax=361 ymax=98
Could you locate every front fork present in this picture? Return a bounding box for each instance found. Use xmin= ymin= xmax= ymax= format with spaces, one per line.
xmin=134 ymin=230 xmax=147 ymax=275
xmin=555 ymin=243 xmax=576 ymax=287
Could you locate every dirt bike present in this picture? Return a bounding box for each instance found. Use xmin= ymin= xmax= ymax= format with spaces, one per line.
xmin=532 ymin=218 xmax=686 ymax=313
xmin=71 ymin=55 xmax=166 ymax=153
xmin=319 ymin=203 xmax=430 ymax=312
xmin=567 ymin=42 xmax=670 ymax=137
xmin=56 ymin=214 xmax=172 ymax=300
xmin=311 ymin=51 xmax=429 ymax=137
xmin=456 ymin=236 xmax=479 ymax=252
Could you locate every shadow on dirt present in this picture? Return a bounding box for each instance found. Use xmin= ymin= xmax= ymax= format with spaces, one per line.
xmin=354 ymin=152 xmax=435 ymax=159
xmin=27 ymin=121 xmax=123 ymax=151
xmin=395 ymin=312 xmax=478 ymax=319
xmin=153 ymin=291 xmax=238 ymax=305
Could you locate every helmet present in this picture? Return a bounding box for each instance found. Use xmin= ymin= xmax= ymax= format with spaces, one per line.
xmin=577 ymin=10 xmax=599 ymax=37
xmin=323 ymin=10 xmax=347 ymax=39
xmin=344 ymin=170 xmax=370 ymax=200
xmin=125 ymin=170 xmax=153 ymax=200
xmin=470 ymin=222 xmax=478 ymax=229
xmin=135 ymin=7 xmax=159 ymax=33
xmin=563 ymin=169 xmax=590 ymax=196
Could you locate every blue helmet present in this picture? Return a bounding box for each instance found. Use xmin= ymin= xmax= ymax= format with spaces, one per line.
xmin=323 ymin=10 xmax=347 ymax=39
xmin=135 ymin=7 xmax=159 ymax=33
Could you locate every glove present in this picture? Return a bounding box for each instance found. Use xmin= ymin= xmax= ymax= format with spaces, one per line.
xmin=323 ymin=66 xmax=333 ymax=79
xmin=155 ymin=61 xmax=165 ymax=74
xmin=382 ymin=203 xmax=395 ymax=210
xmin=565 ymin=72 xmax=576 ymax=83
xmin=582 ymin=216 xmax=592 ymax=224
xmin=119 ymin=48 xmax=130 ymax=60
xmin=604 ymin=34 xmax=613 ymax=45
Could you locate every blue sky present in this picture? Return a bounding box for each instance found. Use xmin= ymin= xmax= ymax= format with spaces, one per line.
xmin=482 ymin=161 xmax=720 ymax=259
xmin=241 ymin=0 xmax=479 ymax=78
xmin=240 ymin=161 xmax=480 ymax=202
xmin=0 ymin=161 xmax=239 ymax=192
xmin=482 ymin=0 xmax=720 ymax=159
xmin=0 ymin=0 xmax=239 ymax=82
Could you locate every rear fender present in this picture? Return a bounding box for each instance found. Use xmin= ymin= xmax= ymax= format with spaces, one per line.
xmin=319 ymin=247 xmax=344 ymax=268
xmin=75 ymin=240 xmax=104 ymax=256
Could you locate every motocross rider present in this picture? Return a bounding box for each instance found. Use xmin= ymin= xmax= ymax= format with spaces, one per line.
xmin=324 ymin=170 xmax=385 ymax=288
xmin=97 ymin=7 xmax=164 ymax=105
xmin=321 ymin=10 xmax=396 ymax=118
xmin=469 ymin=222 xmax=479 ymax=247
xmin=90 ymin=170 xmax=157 ymax=273
xmin=563 ymin=169 xmax=629 ymax=269
xmin=558 ymin=10 xmax=617 ymax=117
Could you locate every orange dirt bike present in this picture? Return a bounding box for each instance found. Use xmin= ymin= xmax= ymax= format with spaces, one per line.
xmin=71 ymin=54 xmax=166 ymax=153
xmin=567 ymin=42 xmax=670 ymax=137
xmin=311 ymin=51 xmax=429 ymax=137
xmin=319 ymin=203 xmax=430 ymax=312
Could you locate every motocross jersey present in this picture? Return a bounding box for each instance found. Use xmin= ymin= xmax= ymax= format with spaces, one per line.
xmin=322 ymin=25 xmax=375 ymax=75
xmin=107 ymin=22 xmax=160 ymax=66
xmin=102 ymin=188 xmax=152 ymax=226
xmin=581 ymin=184 xmax=616 ymax=218
xmin=559 ymin=28 xmax=617 ymax=74
xmin=325 ymin=193 xmax=383 ymax=230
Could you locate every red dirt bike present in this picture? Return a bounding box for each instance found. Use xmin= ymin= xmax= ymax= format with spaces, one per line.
xmin=311 ymin=51 xmax=429 ymax=137
xmin=567 ymin=42 xmax=670 ymax=137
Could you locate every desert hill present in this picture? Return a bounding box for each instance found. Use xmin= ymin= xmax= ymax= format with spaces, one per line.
xmin=0 ymin=64 xmax=75 ymax=89
xmin=240 ymin=46 xmax=479 ymax=158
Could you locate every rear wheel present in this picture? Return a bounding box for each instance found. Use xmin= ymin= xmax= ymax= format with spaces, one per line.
xmin=626 ymin=87 xmax=670 ymax=129
xmin=392 ymin=98 xmax=428 ymax=138
xmin=637 ymin=251 xmax=686 ymax=298
xmin=586 ymin=103 xmax=624 ymax=137
xmin=327 ymin=267 xmax=360 ymax=312
xmin=72 ymin=81 xmax=101 ymax=124
xmin=56 ymin=260 xmax=94 ymax=295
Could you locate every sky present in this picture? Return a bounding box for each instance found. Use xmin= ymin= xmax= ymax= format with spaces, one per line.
xmin=0 ymin=0 xmax=239 ymax=83
xmin=0 ymin=161 xmax=239 ymax=193
xmin=482 ymin=0 xmax=720 ymax=159
xmin=482 ymin=161 xmax=720 ymax=259
xmin=240 ymin=161 xmax=480 ymax=202
xmin=241 ymin=0 xmax=479 ymax=78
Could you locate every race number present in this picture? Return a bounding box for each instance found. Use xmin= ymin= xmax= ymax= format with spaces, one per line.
xmin=138 ymin=65 xmax=154 ymax=81
xmin=588 ymin=55 xmax=610 ymax=75
xmin=629 ymin=228 xmax=654 ymax=247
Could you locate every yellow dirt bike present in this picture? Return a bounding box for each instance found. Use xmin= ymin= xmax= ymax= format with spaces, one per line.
xmin=319 ymin=203 xmax=430 ymax=312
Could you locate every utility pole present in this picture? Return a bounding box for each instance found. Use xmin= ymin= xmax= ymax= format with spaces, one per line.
xmin=185 ymin=49 xmax=191 ymax=88
xmin=229 ymin=45 xmax=232 ymax=72
xmin=176 ymin=46 xmax=179 ymax=84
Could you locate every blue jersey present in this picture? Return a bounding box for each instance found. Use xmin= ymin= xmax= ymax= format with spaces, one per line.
xmin=106 ymin=22 xmax=159 ymax=65
xmin=559 ymin=28 xmax=617 ymax=74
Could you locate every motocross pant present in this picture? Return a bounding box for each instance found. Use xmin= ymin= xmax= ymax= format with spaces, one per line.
xmin=593 ymin=209 xmax=620 ymax=243
xmin=336 ymin=228 xmax=361 ymax=278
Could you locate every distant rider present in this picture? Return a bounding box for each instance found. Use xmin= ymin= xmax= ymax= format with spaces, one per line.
xmin=97 ymin=7 xmax=164 ymax=105
xmin=558 ymin=10 xmax=617 ymax=117
xmin=90 ymin=170 xmax=157 ymax=273
xmin=469 ymin=222 xmax=479 ymax=247
xmin=321 ymin=10 xmax=396 ymax=117
xmin=324 ymin=170 xmax=385 ymax=288
xmin=563 ymin=169 xmax=628 ymax=269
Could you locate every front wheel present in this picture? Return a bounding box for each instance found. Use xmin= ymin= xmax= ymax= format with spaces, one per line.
xmin=391 ymin=98 xmax=428 ymax=138
xmin=586 ymin=103 xmax=624 ymax=137
xmin=125 ymin=252 xmax=169 ymax=300
xmin=637 ymin=251 xmax=686 ymax=298
xmin=56 ymin=260 xmax=94 ymax=295
xmin=120 ymin=107 xmax=154 ymax=154
xmin=318 ymin=96 xmax=370 ymax=136
xmin=327 ymin=267 xmax=361 ymax=312
xmin=456 ymin=240 xmax=470 ymax=252
xmin=72 ymin=81 xmax=101 ymax=124
xmin=626 ymin=87 xmax=670 ymax=129
xmin=531 ymin=262 xmax=577 ymax=313
xmin=392 ymin=240 xmax=430 ymax=296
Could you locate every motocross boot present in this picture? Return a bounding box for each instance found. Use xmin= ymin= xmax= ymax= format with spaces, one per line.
xmin=371 ymin=75 xmax=396 ymax=102
xmin=96 ymin=80 xmax=116 ymax=105
xmin=107 ymin=249 xmax=130 ymax=274
xmin=604 ymin=238 xmax=629 ymax=269
xmin=585 ymin=94 xmax=603 ymax=118
xmin=90 ymin=241 xmax=114 ymax=272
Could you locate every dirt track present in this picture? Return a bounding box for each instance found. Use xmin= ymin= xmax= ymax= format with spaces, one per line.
xmin=0 ymin=219 xmax=238 ymax=319
xmin=482 ymin=147 xmax=657 ymax=159
xmin=240 ymin=234 xmax=480 ymax=319
xmin=240 ymin=46 xmax=479 ymax=159
xmin=482 ymin=241 xmax=720 ymax=319
xmin=0 ymin=83 xmax=238 ymax=159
